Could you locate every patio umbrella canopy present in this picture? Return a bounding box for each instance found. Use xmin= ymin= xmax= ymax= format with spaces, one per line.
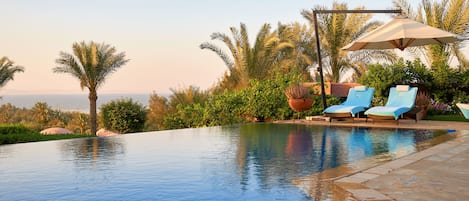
xmin=342 ymin=16 xmax=458 ymax=51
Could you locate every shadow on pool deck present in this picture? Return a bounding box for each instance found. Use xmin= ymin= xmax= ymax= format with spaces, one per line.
xmin=276 ymin=119 xmax=469 ymax=201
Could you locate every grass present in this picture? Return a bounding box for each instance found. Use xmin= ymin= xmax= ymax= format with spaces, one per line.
xmin=425 ymin=114 xmax=469 ymax=122
xmin=0 ymin=124 xmax=90 ymax=145
xmin=0 ymin=133 xmax=91 ymax=145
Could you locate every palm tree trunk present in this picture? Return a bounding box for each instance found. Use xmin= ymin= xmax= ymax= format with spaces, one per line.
xmin=89 ymin=89 xmax=98 ymax=135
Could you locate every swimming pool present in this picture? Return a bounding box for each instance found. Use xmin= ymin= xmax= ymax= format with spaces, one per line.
xmin=0 ymin=124 xmax=450 ymax=201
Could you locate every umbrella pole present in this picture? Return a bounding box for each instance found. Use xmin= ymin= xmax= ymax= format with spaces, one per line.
xmin=313 ymin=11 xmax=328 ymax=111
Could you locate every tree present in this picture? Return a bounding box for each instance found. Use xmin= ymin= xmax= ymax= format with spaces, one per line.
xmin=302 ymin=2 xmax=396 ymax=83
xmin=31 ymin=102 xmax=52 ymax=127
xmin=66 ymin=112 xmax=90 ymax=134
xmin=200 ymin=23 xmax=293 ymax=90
xmin=146 ymin=92 xmax=168 ymax=131
xmin=167 ymin=85 xmax=209 ymax=113
xmin=0 ymin=56 xmax=24 ymax=89
xmin=276 ymin=22 xmax=317 ymax=80
xmin=54 ymin=41 xmax=129 ymax=135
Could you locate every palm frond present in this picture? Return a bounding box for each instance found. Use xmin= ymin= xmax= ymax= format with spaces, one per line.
xmin=0 ymin=57 xmax=25 ymax=88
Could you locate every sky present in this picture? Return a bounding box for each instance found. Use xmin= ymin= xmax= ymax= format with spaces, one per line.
xmin=1 ymin=0 xmax=424 ymax=95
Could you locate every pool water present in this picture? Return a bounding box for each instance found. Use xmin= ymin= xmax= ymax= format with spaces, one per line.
xmin=0 ymin=124 xmax=450 ymax=201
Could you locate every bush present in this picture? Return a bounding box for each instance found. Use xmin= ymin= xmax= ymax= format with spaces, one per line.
xmin=0 ymin=124 xmax=33 ymax=135
xmin=242 ymin=72 xmax=305 ymax=121
xmin=100 ymin=98 xmax=147 ymax=133
xmin=162 ymin=103 xmax=207 ymax=129
xmin=359 ymin=59 xmax=432 ymax=101
xmin=145 ymin=93 xmax=168 ymax=131
xmin=205 ymin=89 xmax=247 ymax=126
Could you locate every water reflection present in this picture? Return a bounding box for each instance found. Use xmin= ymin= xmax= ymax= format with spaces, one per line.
xmin=60 ymin=137 xmax=125 ymax=169
xmin=233 ymin=124 xmax=449 ymax=200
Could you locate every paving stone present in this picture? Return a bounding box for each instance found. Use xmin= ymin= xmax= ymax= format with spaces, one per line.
xmin=337 ymin=175 xmax=369 ymax=184
xmin=384 ymin=159 xmax=415 ymax=169
xmin=348 ymin=189 xmax=392 ymax=201
xmin=354 ymin=172 xmax=380 ymax=181
xmin=392 ymin=168 xmax=417 ymax=176
xmin=364 ymin=166 xmax=393 ymax=175
xmin=403 ymin=151 xmax=432 ymax=161
xmin=448 ymin=146 xmax=469 ymax=154
xmin=425 ymin=154 xmax=451 ymax=161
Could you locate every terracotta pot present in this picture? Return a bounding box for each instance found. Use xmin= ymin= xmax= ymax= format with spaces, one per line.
xmin=415 ymin=105 xmax=428 ymax=120
xmin=288 ymin=98 xmax=313 ymax=112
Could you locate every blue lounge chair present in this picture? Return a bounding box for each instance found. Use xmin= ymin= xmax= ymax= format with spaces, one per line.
xmin=323 ymin=86 xmax=375 ymax=122
xmin=365 ymin=85 xmax=418 ymax=123
xmin=456 ymin=103 xmax=469 ymax=119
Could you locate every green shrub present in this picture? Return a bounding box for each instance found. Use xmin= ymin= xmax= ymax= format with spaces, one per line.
xmin=100 ymin=98 xmax=147 ymax=133
xmin=162 ymin=103 xmax=207 ymax=129
xmin=205 ymin=89 xmax=247 ymax=126
xmin=0 ymin=124 xmax=33 ymax=135
xmin=243 ymin=79 xmax=290 ymax=121
xmin=360 ymin=59 xmax=432 ymax=101
xmin=241 ymin=72 xmax=305 ymax=121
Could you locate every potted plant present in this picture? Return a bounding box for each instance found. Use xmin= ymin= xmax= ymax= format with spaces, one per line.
xmin=414 ymin=92 xmax=430 ymax=120
xmin=284 ymin=84 xmax=314 ymax=112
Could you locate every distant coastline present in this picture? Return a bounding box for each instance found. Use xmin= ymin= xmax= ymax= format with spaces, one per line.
xmin=0 ymin=93 xmax=169 ymax=113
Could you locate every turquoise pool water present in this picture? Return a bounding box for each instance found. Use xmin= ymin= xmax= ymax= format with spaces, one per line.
xmin=0 ymin=124 xmax=449 ymax=201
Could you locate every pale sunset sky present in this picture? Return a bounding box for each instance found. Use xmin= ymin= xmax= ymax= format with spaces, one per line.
xmin=1 ymin=0 xmax=422 ymax=95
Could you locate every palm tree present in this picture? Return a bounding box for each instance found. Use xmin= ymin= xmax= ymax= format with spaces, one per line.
xmin=54 ymin=41 xmax=128 ymax=135
xmin=200 ymin=23 xmax=293 ymax=90
xmin=394 ymin=0 xmax=469 ymax=68
xmin=276 ymin=22 xmax=317 ymax=80
xmin=0 ymin=56 xmax=24 ymax=89
xmin=168 ymin=85 xmax=209 ymax=112
xmin=32 ymin=102 xmax=51 ymax=127
xmin=302 ymin=2 xmax=396 ymax=83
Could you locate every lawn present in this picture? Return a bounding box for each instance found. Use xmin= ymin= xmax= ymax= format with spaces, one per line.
xmin=0 ymin=133 xmax=91 ymax=145
xmin=425 ymin=114 xmax=469 ymax=122
xmin=0 ymin=124 xmax=91 ymax=145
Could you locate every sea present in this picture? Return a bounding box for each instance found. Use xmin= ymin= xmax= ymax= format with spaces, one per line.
xmin=0 ymin=94 xmax=163 ymax=113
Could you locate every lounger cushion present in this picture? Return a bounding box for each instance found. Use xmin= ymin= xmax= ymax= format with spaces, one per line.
xmin=364 ymin=106 xmax=411 ymax=119
xmin=354 ymin=86 xmax=367 ymax=91
xmin=323 ymin=105 xmax=366 ymax=117
xmin=396 ymin=85 xmax=409 ymax=92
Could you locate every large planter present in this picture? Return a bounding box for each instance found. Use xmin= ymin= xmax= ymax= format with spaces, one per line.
xmin=288 ymin=98 xmax=313 ymax=112
xmin=415 ymin=105 xmax=429 ymax=120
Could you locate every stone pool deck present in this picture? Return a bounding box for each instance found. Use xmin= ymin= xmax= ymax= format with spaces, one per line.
xmin=277 ymin=119 xmax=469 ymax=201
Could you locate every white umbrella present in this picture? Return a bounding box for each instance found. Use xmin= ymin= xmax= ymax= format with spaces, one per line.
xmin=342 ymin=16 xmax=458 ymax=51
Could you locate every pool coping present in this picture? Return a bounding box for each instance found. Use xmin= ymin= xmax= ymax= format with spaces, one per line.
xmin=275 ymin=119 xmax=469 ymax=200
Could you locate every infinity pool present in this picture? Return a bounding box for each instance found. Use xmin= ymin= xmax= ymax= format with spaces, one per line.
xmin=0 ymin=124 xmax=450 ymax=201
